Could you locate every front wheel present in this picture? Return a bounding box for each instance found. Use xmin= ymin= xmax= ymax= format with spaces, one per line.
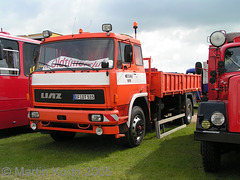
xmin=126 ymin=106 xmax=146 ymax=147
xmin=50 ymin=131 xmax=76 ymax=142
xmin=201 ymin=141 xmax=221 ymax=172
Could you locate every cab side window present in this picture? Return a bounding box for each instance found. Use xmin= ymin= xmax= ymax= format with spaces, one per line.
xmin=0 ymin=38 xmax=19 ymax=75
xmin=117 ymin=42 xmax=131 ymax=69
xmin=23 ymin=43 xmax=39 ymax=76
xmin=134 ymin=45 xmax=143 ymax=66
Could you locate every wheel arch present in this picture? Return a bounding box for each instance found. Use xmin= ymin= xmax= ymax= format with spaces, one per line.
xmin=127 ymin=93 xmax=150 ymax=129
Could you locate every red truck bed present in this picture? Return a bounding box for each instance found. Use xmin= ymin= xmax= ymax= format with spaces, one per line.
xmin=144 ymin=58 xmax=201 ymax=101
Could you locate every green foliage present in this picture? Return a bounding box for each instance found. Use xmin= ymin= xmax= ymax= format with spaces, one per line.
xmin=0 ymin=123 xmax=240 ymax=179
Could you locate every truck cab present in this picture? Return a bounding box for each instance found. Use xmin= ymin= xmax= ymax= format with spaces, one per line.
xmin=194 ymin=31 xmax=240 ymax=172
xmin=28 ymin=24 xmax=148 ymax=147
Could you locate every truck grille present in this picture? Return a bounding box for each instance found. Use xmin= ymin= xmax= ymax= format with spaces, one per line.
xmin=34 ymin=89 xmax=105 ymax=104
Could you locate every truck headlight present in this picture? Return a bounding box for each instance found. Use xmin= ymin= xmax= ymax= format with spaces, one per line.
xmin=102 ymin=24 xmax=112 ymax=32
xmin=209 ymin=31 xmax=226 ymax=47
xmin=90 ymin=114 xmax=103 ymax=122
xmin=30 ymin=111 xmax=40 ymax=118
xmin=42 ymin=30 xmax=52 ymax=38
xmin=211 ymin=112 xmax=225 ymax=126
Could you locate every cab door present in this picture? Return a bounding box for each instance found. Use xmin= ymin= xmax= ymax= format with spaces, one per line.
xmin=0 ymin=38 xmax=22 ymax=129
xmin=116 ymin=42 xmax=147 ymax=107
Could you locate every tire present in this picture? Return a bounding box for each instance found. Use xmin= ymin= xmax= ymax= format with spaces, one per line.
xmin=126 ymin=106 xmax=146 ymax=147
xmin=184 ymin=98 xmax=193 ymax=125
xmin=50 ymin=131 xmax=76 ymax=142
xmin=201 ymin=141 xmax=221 ymax=172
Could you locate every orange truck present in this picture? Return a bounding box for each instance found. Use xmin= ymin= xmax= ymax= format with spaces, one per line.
xmin=28 ymin=23 xmax=201 ymax=147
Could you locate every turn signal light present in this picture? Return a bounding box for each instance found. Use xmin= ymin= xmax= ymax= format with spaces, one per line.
xmin=114 ymin=94 xmax=118 ymax=103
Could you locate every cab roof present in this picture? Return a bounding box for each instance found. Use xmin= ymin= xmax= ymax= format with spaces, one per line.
xmin=0 ymin=32 xmax=40 ymax=44
xmin=42 ymin=32 xmax=141 ymax=45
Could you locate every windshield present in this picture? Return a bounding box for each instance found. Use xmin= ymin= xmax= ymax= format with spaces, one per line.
xmin=37 ymin=38 xmax=114 ymax=71
xmin=225 ymin=47 xmax=240 ymax=73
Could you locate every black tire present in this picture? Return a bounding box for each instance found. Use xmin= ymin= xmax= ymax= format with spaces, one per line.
xmin=184 ymin=98 xmax=193 ymax=125
xmin=126 ymin=106 xmax=146 ymax=147
xmin=201 ymin=141 xmax=221 ymax=172
xmin=50 ymin=131 xmax=76 ymax=142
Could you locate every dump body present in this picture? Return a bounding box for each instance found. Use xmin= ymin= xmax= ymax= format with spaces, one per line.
xmin=147 ymin=71 xmax=201 ymax=98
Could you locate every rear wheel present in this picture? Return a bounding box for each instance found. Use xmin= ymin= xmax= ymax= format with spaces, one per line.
xmin=126 ymin=106 xmax=145 ymax=147
xmin=50 ymin=131 xmax=76 ymax=141
xmin=201 ymin=141 xmax=221 ymax=172
xmin=185 ymin=98 xmax=193 ymax=125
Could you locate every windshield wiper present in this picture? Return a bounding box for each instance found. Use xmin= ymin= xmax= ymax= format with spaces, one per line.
xmin=53 ymin=63 xmax=75 ymax=72
xmin=226 ymin=55 xmax=240 ymax=68
xmin=72 ymin=62 xmax=95 ymax=70
xmin=38 ymin=62 xmax=55 ymax=73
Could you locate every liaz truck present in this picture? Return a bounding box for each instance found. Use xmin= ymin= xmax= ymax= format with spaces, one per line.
xmin=28 ymin=23 xmax=201 ymax=147
xmin=194 ymin=31 xmax=240 ymax=172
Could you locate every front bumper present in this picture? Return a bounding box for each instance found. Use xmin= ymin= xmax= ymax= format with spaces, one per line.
xmin=194 ymin=130 xmax=240 ymax=144
xmin=28 ymin=108 xmax=128 ymax=137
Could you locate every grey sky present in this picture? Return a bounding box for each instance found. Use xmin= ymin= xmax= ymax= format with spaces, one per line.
xmin=1 ymin=0 xmax=240 ymax=72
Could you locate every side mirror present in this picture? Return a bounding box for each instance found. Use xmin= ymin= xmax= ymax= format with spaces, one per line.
xmin=124 ymin=45 xmax=133 ymax=63
xmin=0 ymin=43 xmax=4 ymax=60
xmin=195 ymin=62 xmax=202 ymax=75
xmin=101 ymin=61 xmax=109 ymax=68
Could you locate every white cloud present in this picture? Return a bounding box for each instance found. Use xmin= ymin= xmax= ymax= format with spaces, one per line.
xmin=1 ymin=0 xmax=103 ymax=35
xmin=138 ymin=27 xmax=209 ymax=73
xmin=1 ymin=0 xmax=239 ymax=73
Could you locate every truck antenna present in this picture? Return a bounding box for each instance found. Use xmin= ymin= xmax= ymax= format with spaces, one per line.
xmin=72 ymin=17 xmax=76 ymax=37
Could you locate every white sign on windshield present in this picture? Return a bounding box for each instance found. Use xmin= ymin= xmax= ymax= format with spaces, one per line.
xmin=42 ymin=56 xmax=113 ymax=70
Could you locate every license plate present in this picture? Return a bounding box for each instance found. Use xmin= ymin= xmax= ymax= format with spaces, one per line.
xmin=73 ymin=94 xmax=95 ymax=100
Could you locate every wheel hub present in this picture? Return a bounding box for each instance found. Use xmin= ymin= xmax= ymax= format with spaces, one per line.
xmin=132 ymin=115 xmax=144 ymax=137
xmin=186 ymin=104 xmax=192 ymax=121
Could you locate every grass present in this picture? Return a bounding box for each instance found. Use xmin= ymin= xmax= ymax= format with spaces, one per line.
xmin=194 ymin=103 xmax=199 ymax=114
xmin=1 ymin=122 xmax=240 ymax=180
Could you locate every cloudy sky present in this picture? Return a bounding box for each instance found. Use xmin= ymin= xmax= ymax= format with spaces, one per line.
xmin=1 ymin=0 xmax=240 ymax=73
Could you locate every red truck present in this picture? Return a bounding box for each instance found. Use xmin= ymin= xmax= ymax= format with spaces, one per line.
xmin=28 ymin=23 xmax=201 ymax=147
xmin=0 ymin=30 xmax=40 ymax=129
xmin=194 ymin=31 xmax=240 ymax=172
